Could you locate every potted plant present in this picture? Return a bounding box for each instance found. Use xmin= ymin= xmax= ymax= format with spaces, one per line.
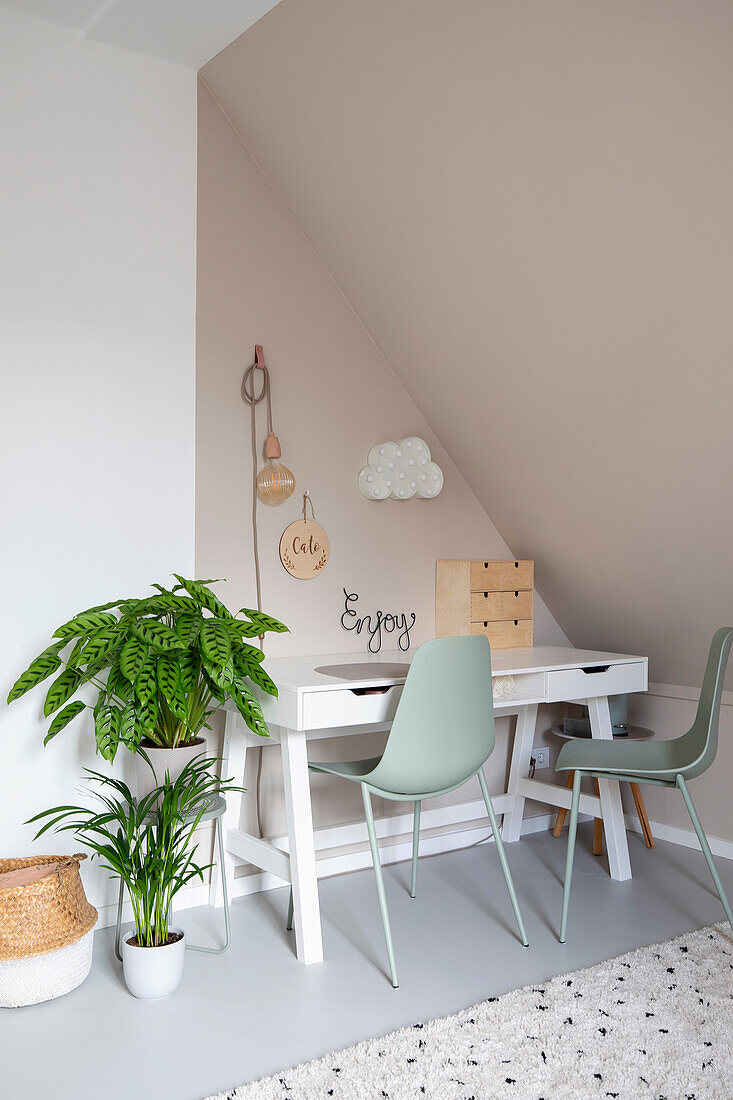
xmin=29 ymin=754 xmax=237 ymax=1000
xmin=7 ymin=576 xmax=286 ymax=782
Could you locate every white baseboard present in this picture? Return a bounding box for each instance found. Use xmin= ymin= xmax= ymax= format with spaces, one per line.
xmin=624 ymin=812 xmax=733 ymax=861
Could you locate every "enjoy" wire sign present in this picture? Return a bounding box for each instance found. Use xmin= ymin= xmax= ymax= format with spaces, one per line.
xmin=340 ymin=589 xmax=416 ymax=653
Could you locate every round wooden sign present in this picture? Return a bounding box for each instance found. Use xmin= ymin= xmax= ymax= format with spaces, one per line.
xmin=279 ymin=519 xmax=330 ymax=580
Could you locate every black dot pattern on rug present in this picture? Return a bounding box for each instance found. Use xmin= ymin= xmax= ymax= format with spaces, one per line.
xmin=204 ymin=924 xmax=733 ymax=1100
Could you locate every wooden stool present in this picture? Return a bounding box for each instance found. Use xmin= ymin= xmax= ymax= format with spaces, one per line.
xmin=552 ymin=770 xmax=654 ymax=853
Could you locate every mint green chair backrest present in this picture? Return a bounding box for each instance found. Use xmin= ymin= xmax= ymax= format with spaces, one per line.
xmin=674 ymin=626 xmax=733 ymax=780
xmin=366 ymin=635 xmax=495 ymax=797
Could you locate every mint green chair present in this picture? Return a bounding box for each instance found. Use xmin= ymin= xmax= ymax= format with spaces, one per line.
xmin=557 ymin=627 xmax=733 ymax=943
xmin=286 ymin=635 xmax=528 ymax=987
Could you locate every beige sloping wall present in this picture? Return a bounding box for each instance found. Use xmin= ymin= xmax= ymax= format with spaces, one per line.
xmin=203 ymin=0 xmax=733 ymax=690
xmin=195 ymin=81 xmax=568 ymax=846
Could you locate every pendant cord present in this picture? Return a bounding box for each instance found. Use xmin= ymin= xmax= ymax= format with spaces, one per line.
xmin=241 ymin=352 xmax=274 ymax=839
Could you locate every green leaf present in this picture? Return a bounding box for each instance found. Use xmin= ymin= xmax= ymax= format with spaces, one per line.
xmin=119 ymin=700 xmax=139 ymax=749
xmin=128 ymin=594 xmax=195 ymax=616
xmin=94 ymin=701 xmax=118 ymax=762
xmin=44 ymin=700 xmax=87 ymax=744
xmin=238 ymin=608 xmax=288 ymax=635
xmin=65 ymin=637 xmax=87 ymax=669
xmin=106 ymin=663 xmax=132 ymax=702
xmin=179 ymin=650 xmax=201 ymax=693
xmin=120 ymin=637 xmax=149 ymax=683
xmin=135 ymin=657 xmax=158 ymax=704
xmin=230 ymin=638 xmax=265 ymax=660
xmin=173 ymin=576 xmax=232 ymax=620
xmin=202 ymin=670 xmax=226 ymax=705
xmin=174 ymin=611 xmax=202 ymax=648
xmin=79 ymin=627 xmax=120 ymax=665
xmin=133 ymin=620 xmax=181 ymax=650
xmin=83 ymin=599 xmax=123 ymax=613
xmin=157 ymin=657 xmax=187 ymax=721
xmin=230 ymin=684 xmax=269 ymax=738
xmin=53 ymin=610 xmax=118 ymax=640
xmin=203 ymin=659 xmax=234 ymax=693
xmin=200 ymin=619 xmax=232 ymax=668
xmin=7 ymin=640 xmax=66 ymax=703
xmin=138 ymin=697 xmax=158 ymax=733
xmin=237 ymin=660 xmax=278 ymax=697
xmin=43 ymin=668 xmax=82 ymax=717
xmin=226 ymin=621 xmax=272 ymax=644
xmin=79 ymin=658 xmax=111 ymax=687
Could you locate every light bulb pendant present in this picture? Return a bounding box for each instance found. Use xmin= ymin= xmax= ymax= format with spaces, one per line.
xmin=257 ymin=434 xmax=295 ymax=505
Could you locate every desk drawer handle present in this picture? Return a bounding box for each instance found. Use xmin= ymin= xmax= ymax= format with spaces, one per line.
xmin=581 ymin=665 xmax=610 ymax=674
xmin=350 ymin=686 xmax=391 ymax=696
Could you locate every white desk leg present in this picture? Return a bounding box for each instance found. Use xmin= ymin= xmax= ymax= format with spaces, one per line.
xmin=587 ymin=695 xmax=632 ymax=882
xmin=210 ymin=710 xmax=247 ymax=908
xmin=281 ymin=727 xmax=323 ymax=965
xmin=501 ymin=704 xmax=539 ymax=843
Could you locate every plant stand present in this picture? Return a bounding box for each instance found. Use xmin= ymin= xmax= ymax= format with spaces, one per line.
xmin=115 ymin=795 xmax=230 ymax=960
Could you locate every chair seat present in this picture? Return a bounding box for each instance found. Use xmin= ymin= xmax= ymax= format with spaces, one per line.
xmin=556 ymin=735 xmax=679 ymax=780
xmin=308 ymin=756 xmax=382 ymax=781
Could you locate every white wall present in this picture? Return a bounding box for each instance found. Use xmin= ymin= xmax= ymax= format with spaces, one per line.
xmin=0 ymin=10 xmax=197 ymax=913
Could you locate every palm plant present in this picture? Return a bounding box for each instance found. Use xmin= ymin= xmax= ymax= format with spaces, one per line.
xmin=29 ymin=755 xmax=237 ymax=948
xmin=7 ymin=576 xmax=287 ymax=762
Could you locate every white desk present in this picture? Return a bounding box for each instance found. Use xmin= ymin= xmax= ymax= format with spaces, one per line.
xmin=212 ymin=646 xmax=647 ymax=965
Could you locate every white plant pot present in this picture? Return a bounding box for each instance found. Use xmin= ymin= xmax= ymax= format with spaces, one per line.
xmin=122 ymin=928 xmax=186 ymax=1000
xmin=135 ymin=738 xmax=205 ymax=798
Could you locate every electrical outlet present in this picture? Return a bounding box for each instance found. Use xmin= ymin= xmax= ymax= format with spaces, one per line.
xmin=532 ymin=746 xmax=550 ymax=769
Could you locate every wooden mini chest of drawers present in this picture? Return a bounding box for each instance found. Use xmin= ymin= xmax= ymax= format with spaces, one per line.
xmin=436 ymin=559 xmax=534 ymax=648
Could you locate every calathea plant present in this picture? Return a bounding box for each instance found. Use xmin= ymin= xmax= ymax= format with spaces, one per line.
xmin=7 ymin=576 xmax=286 ymax=762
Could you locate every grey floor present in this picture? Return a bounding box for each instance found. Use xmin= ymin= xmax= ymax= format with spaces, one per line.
xmin=3 ymin=825 xmax=732 ymax=1100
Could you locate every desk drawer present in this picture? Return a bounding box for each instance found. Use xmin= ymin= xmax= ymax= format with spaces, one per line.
xmin=546 ymin=661 xmax=647 ymax=703
xmin=471 ymin=590 xmax=533 ymax=621
xmin=470 ymin=560 xmax=533 ymax=591
xmin=471 ymin=619 xmax=533 ymax=648
xmin=301 ymin=685 xmax=403 ymax=730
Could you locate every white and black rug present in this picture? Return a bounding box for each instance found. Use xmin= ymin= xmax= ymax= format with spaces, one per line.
xmin=206 ymin=923 xmax=733 ymax=1100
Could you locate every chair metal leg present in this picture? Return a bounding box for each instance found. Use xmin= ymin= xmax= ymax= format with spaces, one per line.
xmin=477 ymin=769 xmax=529 ymax=947
xmin=677 ymin=775 xmax=733 ymax=930
xmin=286 ymin=886 xmax=294 ymax=932
xmin=188 ymin=816 xmax=232 ymax=954
xmin=361 ymin=783 xmax=399 ymax=988
xmin=560 ymin=769 xmax=582 ymax=943
xmin=410 ymin=801 xmax=421 ymax=898
xmin=115 ymin=876 xmax=124 ymax=962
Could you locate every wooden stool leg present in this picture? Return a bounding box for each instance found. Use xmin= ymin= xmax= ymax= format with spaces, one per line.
xmin=593 ymin=779 xmax=603 ymax=856
xmin=553 ymin=771 xmax=576 ymax=836
xmin=631 ymin=782 xmax=654 ymax=847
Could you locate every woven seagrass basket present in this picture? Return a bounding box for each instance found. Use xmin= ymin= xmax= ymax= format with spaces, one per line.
xmin=0 ymin=853 xmax=98 ymax=1008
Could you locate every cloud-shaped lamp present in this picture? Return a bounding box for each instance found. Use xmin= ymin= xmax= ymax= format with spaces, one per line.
xmin=358 ymin=436 xmax=444 ymax=501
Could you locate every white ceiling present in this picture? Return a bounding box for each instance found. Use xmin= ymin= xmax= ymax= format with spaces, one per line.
xmin=0 ymin=0 xmax=282 ymax=67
